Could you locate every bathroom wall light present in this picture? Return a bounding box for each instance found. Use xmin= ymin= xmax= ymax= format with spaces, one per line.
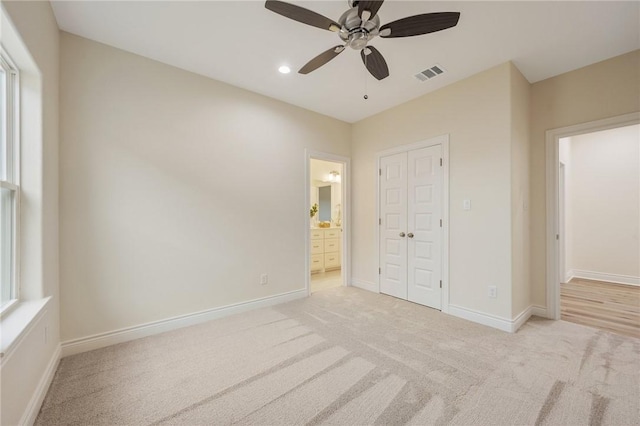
xmin=325 ymin=171 xmax=341 ymax=183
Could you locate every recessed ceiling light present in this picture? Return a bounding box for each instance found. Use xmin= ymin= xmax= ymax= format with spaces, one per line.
xmin=278 ymin=65 xmax=291 ymax=74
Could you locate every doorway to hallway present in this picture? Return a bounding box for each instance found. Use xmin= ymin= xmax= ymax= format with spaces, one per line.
xmin=547 ymin=114 xmax=639 ymax=337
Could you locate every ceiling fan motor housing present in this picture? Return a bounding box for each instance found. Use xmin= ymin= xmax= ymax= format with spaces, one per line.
xmin=338 ymin=7 xmax=381 ymax=50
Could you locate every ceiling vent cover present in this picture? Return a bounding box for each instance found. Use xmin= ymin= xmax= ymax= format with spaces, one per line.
xmin=414 ymin=64 xmax=445 ymax=82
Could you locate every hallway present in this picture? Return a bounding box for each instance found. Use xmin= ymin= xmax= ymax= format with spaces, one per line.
xmin=561 ymin=278 xmax=640 ymax=338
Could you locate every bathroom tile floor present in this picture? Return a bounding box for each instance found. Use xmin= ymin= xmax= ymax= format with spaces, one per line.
xmin=311 ymin=269 xmax=342 ymax=293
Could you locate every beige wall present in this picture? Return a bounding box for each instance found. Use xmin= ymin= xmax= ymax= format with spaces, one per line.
xmin=509 ymin=63 xmax=531 ymax=317
xmin=352 ymin=63 xmax=515 ymax=320
xmin=0 ymin=1 xmax=59 ymax=424
xmin=59 ymin=33 xmax=351 ymax=342
xmin=530 ymin=50 xmax=640 ymax=307
xmin=569 ymin=125 xmax=639 ymax=278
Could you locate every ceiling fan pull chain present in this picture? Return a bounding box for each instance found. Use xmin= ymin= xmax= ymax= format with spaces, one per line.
xmin=364 ymin=54 xmax=369 ymax=100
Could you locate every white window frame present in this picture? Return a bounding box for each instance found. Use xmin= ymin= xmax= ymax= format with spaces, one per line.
xmin=0 ymin=46 xmax=20 ymax=316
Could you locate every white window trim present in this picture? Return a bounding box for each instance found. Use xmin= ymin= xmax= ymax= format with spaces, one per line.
xmin=0 ymin=46 xmax=20 ymax=317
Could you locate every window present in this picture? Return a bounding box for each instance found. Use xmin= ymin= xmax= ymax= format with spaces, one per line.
xmin=0 ymin=49 xmax=19 ymax=311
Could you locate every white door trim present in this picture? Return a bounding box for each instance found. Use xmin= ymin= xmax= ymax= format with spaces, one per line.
xmin=545 ymin=112 xmax=640 ymax=320
xmin=376 ymin=134 xmax=450 ymax=313
xmin=558 ymin=163 xmax=566 ymax=285
xmin=305 ymin=150 xmax=351 ymax=296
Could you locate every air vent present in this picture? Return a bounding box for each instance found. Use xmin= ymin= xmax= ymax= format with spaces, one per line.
xmin=414 ymin=64 xmax=445 ymax=82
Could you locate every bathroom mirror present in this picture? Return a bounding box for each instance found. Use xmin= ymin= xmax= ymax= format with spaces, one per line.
xmin=309 ymin=158 xmax=342 ymax=228
xmin=318 ymin=186 xmax=331 ymax=221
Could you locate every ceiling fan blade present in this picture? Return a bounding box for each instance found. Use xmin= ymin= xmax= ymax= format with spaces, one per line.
xmin=299 ymin=45 xmax=345 ymax=74
xmin=379 ymin=12 xmax=460 ymax=38
xmin=265 ymin=0 xmax=340 ymax=32
xmin=360 ymin=46 xmax=389 ymax=80
xmin=358 ymin=1 xmax=384 ymax=20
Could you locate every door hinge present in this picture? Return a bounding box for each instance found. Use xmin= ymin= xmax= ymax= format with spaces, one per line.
xmin=440 ymin=219 xmax=442 ymax=227
xmin=556 ymin=234 xmax=559 ymax=240
xmin=379 ymin=218 xmax=382 ymax=225
xmin=440 ymin=158 xmax=443 ymax=167
xmin=379 ymin=168 xmax=382 ymax=176
xmin=440 ymin=280 xmax=442 ymax=289
xmin=379 ymin=267 xmax=381 ymax=275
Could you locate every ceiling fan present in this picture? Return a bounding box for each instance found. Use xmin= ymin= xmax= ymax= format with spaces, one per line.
xmin=265 ymin=0 xmax=461 ymax=80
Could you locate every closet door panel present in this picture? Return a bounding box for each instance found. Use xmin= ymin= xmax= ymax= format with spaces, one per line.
xmin=407 ymin=145 xmax=442 ymax=309
xmin=379 ymin=152 xmax=408 ymax=300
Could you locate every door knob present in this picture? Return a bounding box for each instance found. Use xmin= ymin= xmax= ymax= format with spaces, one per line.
xmin=407 ymin=233 xmax=414 ymax=238
xmin=399 ymin=232 xmax=406 ymax=237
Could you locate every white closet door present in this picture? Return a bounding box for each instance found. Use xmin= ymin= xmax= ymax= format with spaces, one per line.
xmin=379 ymin=152 xmax=408 ymax=299
xmin=407 ymin=145 xmax=442 ymax=309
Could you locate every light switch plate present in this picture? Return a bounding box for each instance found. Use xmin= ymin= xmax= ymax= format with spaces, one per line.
xmin=463 ymin=200 xmax=471 ymax=210
xmin=488 ymin=286 xmax=497 ymax=298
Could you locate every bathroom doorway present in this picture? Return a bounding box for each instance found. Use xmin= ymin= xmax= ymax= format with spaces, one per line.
xmin=306 ymin=152 xmax=349 ymax=294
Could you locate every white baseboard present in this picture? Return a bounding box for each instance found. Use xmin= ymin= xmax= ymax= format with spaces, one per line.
xmin=20 ymin=344 xmax=60 ymax=426
xmin=448 ymin=304 xmax=533 ymax=333
xmin=565 ymin=270 xmax=575 ymax=283
xmin=531 ymin=305 xmax=548 ymax=318
xmin=61 ymin=289 xmax=307 ymax=357
xmin=512 ymin=306 xmax=533 ymax=332
xmin=570 ymin=269 xmax=639 ymax=286
xmin=350 ymin=279 xmax=378 ymax=293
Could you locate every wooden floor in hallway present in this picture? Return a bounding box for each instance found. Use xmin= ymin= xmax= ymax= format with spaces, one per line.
xmin=561 ymin=278 xmax=640 ymax=339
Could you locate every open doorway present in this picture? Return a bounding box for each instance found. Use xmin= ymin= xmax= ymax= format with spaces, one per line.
xmin=306 ymin=154 xmax=349 ymax=294
xmin=548 ymin=117 xmax=640 ymax=338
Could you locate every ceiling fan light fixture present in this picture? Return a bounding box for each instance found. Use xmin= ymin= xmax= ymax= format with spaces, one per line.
xmin=349 ymin=31 xmax=369 ymax=50
xmin=278 ymin=65 xmax=291 ymax=74
xmin=265 ymin=0 xmax=461 ymax=80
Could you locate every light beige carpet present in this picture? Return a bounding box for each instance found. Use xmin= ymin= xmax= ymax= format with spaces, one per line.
xmin=37 ymin=287 xmax=639 ymax=425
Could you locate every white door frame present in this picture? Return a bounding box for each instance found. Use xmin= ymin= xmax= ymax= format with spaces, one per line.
xmin=375 ymin=134 xmax=450 ymax=313
xmin=545 ymin=112 xmax=640 ymax=320
xmin=558 ymin=162 xmax=566 ymax=285
xmin=305 ymin=150 xmax=351 ymax=296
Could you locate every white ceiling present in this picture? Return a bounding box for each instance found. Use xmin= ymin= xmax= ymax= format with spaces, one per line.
xmin=50 ymin=1 xmax=640 ymax=123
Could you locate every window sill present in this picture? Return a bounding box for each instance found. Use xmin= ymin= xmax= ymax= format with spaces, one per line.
xmin=0 ymin=298 xmax=19 ymax=319
xmin=0 ymin=296 xmax=51 ymax=361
